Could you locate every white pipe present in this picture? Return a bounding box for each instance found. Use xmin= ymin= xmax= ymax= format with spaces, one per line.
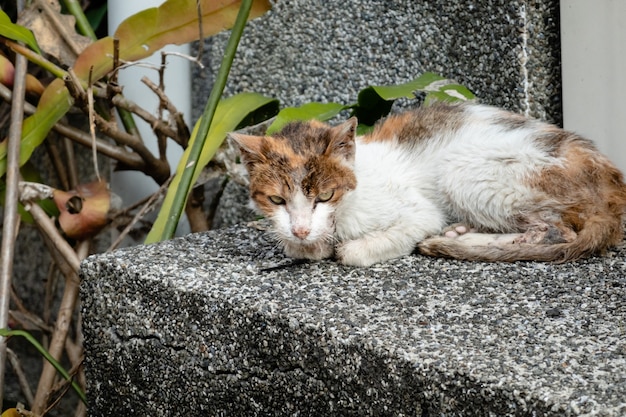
xmin=108 ymin=0 xmax=191 ymax=239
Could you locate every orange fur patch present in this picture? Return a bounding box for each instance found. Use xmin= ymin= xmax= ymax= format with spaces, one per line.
xmin=364 ymin=103 xmax=466 ymax=144
xmin=525 ymin=133 xmax=626 ymax=258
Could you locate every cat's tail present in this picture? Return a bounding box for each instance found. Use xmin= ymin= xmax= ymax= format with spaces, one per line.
xmin=417 ymin=216 xmax=625 ymax=263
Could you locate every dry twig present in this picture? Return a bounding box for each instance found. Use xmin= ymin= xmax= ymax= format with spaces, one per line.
xmin=107 ymin=177 xmax=173 ymax=251
xmin=7 ymin=348 xmax=35 ymax=407
xmin=0 ymin=29 xmax=29 ymax=409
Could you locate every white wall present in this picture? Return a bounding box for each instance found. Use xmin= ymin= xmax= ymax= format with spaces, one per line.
xmin=560 ymin=1 xmax=626 ymax=173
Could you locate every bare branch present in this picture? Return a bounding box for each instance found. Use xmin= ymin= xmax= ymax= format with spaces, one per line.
xmin=26 ymin=204 xmax=81 ymax=273
xmin=111 ymin=93 xmax=180 ymax=143
xmin=108 ymin=177 xmax=172 ymax=251
xmin=30 ymin=237 xmax=87 ymax=415
xmin=44 ymin=137 xmax=71 ymax=190
xmin=55 ymin=121 xmax=146 ymax=170
xmin=63 ymin=138 xmax=80 ymax=189
xmin=0 ymin=82 xmax=149 ymax=170
xmin=6 ymin=348 xmax=35 ymax=407
xmin=141 ymin=76 xmax=191 ymax=147
xmin=162 ymin=50 xmax=205 ymax=69
xmin=0 ymin=37 xmax=28 ymax=410
xmin=93 ymin=112 xmax=171 ymax=184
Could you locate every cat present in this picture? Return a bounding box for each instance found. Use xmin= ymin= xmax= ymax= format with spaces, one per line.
xmin=230 ymin=102 xmax=626 ymax=267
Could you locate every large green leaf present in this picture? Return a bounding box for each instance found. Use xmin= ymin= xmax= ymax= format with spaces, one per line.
xmin=0 ymin=9 xmax=42 ymax=54
xmin=423 ymin=83 xmax=475 ymax=105
xmin=264 ymin=73 xmax=476 ymax=136
xmin=366 ymin=72 xmax=448 ymax=100
xmin=0 ymin=0 xmax=272 ymax=178
xmin=266 ymin=102 xmax=346 ymax=134
xmin=145 ymin=93 xmax=278 ymax=244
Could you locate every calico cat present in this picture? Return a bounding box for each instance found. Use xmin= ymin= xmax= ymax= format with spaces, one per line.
xmin=230 ymin=103 xmax=626 ymax=267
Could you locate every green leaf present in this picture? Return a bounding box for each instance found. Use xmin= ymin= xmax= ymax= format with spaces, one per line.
xmin=368 ymin=72 xmax=448 ymax=99
xmin=424 ymin=83 xmax=476 ymax=104
xmin=85 ymin=4 xmax=108 ymax=33
xmin=0 ymin=0 xmax=272 ymax=178
xmin=352 ymin=87 xmax=395 ymax=127
xmin=0 ymin=9 xmax=42 ymax=54
xmin=145 ymin=93 xmax=278 ymax=244
xmin=266 ymin=102 xmax=346 ymax=134
xmin=351 ymin=75 xmax=435 ymax=126
xmin=351 ymin=73 xmax=475 ymax=125
xmin=352 ymin=73 xmax=442 ymax=125
xmin=261 ymin=73 xmax=475 ymax=138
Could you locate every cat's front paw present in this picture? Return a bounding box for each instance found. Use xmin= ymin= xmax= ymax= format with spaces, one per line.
xmin=336 ymin=240 xmax=380 ymax=267
xmin=283 ymin=240 xmax=334 ymax=260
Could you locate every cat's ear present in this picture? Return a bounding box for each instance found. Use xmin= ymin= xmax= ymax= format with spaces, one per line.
xmin=229 ymin=133 xmax=266 ymax=166
xmin=326 ymin=117 xmax=357 ymax=163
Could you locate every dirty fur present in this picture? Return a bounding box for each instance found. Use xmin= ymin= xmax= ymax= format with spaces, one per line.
xmin=230 ymin=103 xmax=626 ymax=267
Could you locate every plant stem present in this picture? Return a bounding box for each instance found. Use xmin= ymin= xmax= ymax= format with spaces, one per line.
xmin=3 ymin=38 xmax=67 ymax=79
xmin=61 ymin=0 xmax=97 ymax=41
xmin=0 ymin=329 xmax=87 ymax=405
xmin=0 ymin=13 xmax=28 ymax=407
xmin=158 ymin=0 xmax=254 ymax=240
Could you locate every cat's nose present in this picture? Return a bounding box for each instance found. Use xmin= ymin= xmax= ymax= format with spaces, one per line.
xmin=292 ymin=226 xmax=310 ymax=239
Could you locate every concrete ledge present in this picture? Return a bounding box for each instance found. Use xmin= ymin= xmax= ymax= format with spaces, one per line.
xmin=81 ymin=224 xmax=626 ymax=416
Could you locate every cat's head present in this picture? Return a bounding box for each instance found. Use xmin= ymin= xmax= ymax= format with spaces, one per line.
xmin=230 ymin=118 xmax=358 ymax=256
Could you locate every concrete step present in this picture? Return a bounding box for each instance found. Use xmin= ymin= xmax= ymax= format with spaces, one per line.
xmin=81 ymin=224 xmax=626 ymax=416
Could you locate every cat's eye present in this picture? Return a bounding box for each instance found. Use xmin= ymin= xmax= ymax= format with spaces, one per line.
xmin=268 ymin=195 xmax=286 ymax=205
xmin=317 ymin=190 xmax=334 ymax=202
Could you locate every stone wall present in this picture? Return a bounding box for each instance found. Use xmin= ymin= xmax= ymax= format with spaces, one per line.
xmin=193 ymin=0 xmax=562 ymax=123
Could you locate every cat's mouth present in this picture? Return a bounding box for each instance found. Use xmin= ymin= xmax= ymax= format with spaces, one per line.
xmin=280 ymin=237 xmax=335 ymax=261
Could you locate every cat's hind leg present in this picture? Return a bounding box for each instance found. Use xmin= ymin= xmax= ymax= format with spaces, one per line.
xmin=418 ymin=221 xmax=578 ymax=262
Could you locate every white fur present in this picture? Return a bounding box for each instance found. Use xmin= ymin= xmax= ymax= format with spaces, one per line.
xmin=331 ymin=105 xmax=558 ymax=266
xmin=282 ymin=189 xmax=335 ymax=243
xmin=334 ymin=140 xmax=446 ymax=266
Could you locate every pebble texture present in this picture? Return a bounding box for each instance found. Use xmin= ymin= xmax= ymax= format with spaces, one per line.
xmin=193 ymin=0 xmax=561 ymax=123
xmin=81 ymin=224 xmax=626 ymax=416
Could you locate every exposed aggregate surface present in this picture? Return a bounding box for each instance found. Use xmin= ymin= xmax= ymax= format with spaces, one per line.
xmin=193 ymin=0 xmax=561 ymax=124
xmin=82 ymin=224 xmax=626 ymax=416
